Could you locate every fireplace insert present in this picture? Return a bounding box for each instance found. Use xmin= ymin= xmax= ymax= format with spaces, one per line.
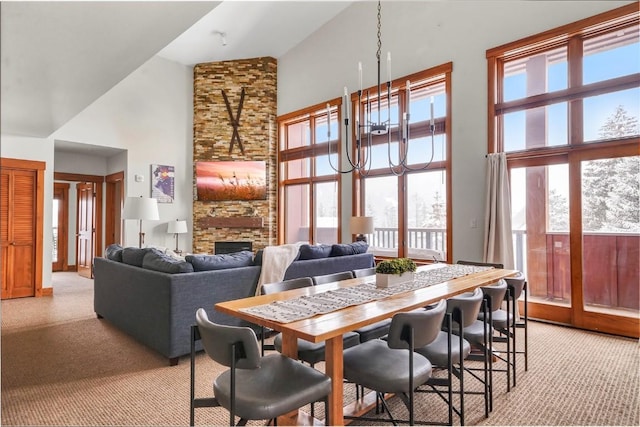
xmin=214 ymin=241 xmax=253 ymax=255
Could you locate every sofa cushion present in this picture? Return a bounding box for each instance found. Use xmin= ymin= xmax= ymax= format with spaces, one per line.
xmin=142 ymin=249 xmax=194 ymax=274
xmin=105 ymin=244 xmax=123 ymax=262
xmin=253 ymin=249 xmax=264 ymax=266
xmin=299 ymin=244 xmax=332 ymax=260
xmin=122 ymin=247 xmax=150 ymax=267
xmin=329 ymin=241 xmax=369 ymax=257
xmin=186 ymin=251 xmax=254 ymax=272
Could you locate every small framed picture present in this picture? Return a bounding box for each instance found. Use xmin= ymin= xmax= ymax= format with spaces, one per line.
xmin=151 ymin=164 xmax=175 ymax=203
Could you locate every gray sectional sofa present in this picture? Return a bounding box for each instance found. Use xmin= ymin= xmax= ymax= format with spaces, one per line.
xmin=93 ymin=244 xmax=374 ymax=365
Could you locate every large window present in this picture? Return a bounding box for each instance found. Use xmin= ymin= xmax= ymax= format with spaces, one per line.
xmin=357 ymin=64 xmax=452 ymax=261
xmin=487 ymin=4 xmax=639 ymax=338
xmin=278 ymin=103 xmax=341 ymax=244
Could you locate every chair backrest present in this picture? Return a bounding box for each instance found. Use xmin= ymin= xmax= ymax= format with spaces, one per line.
xmin=481 ymin=279 xmax=508 ymax=312
xmin=387 ymin=299 xmax=446 ymax=349
xmin=312 ymin=271 xmax=354 ymax=286
xmin=195 ymin=308 xmax=261 ymax=369
xmin=446 ymin=288 xmax=484 ymax=328
xmin=261 ymin=276 xmax=313 ymax=295
xmin=352 ymin=267 xmax=376 ymax=278
xmin=504 ymin=272 xmax=526 ymax=300
xmin=457 ymin=259 xmax=504 ymax=269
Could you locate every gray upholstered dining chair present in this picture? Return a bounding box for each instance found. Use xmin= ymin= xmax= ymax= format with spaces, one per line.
xmin=350 ymin=267 xmax=392 ymax=342
xmin=261 ymin=276 xmax=360 ymax=367
xmin=458 ymin=260 xmax=529 ymax=384
xmin=263 ymin=275 xmax=360 ymax=418
xmin=259 ymin=276 xmax=315 ymax=356
xmin=190 ymin=308 xmax=332 ymax=426
xmin=490 ymin=272 xmax=528 ymax=388
xmin=311 ymin=270 xmax=354 ymax=285
xmin=422 ymin=287 xmax=489 ymax=424
xmin=342 ymin=299 xmax=447 ymax=426
xmin=470 ymin=279 xmax=509 ymax=410
xmin=260 ymin=276 xmax=314 ymax=295
xmin=504 ymin=272 xmax=528 ymax=372
xmin=352 ymin=267 xmax=376 ymax=278
xmin=456 ymin=259 xmax=504 ymax=269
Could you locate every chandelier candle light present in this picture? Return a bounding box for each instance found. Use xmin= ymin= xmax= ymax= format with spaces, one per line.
xmin=327 ymin=0 xmax=436 ymax=176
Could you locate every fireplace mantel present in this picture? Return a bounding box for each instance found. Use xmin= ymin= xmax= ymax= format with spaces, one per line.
xmin=198 ymin=216 xmax=264 ymax=229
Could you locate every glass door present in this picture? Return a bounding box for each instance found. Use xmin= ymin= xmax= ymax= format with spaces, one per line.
xmin=574 ymin=151 xmax=639 ymax=336
xmin=510 ymin=161 xmax=573 ymax=325
xmin=510 ymin=151 xmax=639 ymax=337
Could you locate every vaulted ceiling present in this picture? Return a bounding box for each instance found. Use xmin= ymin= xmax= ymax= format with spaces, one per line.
xmin=1 ymin=1 xmax=353 ymax=140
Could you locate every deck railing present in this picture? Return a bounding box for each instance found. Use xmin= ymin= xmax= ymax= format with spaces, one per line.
xmin=367 ymin=227 xmax=637 ymax=311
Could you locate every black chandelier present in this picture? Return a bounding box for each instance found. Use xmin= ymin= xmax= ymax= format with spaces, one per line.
xmin=327 ymin=1 xmax=436 ymax=176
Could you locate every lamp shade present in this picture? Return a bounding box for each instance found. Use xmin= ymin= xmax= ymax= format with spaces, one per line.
xmin=122 ymin=197 xmax=159 ymax=221
xmin=350 ymin=216 xmax=374 ymax=235
xmin=167 ymin=219 xmax=188 ymax=234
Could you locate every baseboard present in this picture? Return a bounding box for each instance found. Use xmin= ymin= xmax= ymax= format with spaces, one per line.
xmin=65 ymin=265 xmax=77 ymax=272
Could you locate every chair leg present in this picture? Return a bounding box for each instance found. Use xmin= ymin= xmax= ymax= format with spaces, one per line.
xmin=485 ymin=299 xmax=492 ymax=415
xmin=190 ymin=325 xmax=197 ymax=426
xmin=524 ymin=282 xmax=529 ymax=371
xmin=324 ymin=396 xmax=329 ymax=425
xmin=310 ymin=362 xmax=315 ymax=418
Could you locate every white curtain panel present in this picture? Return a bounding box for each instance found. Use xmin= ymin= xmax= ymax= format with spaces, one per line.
xmin=483 ymin=153 xmax=515 ymax=269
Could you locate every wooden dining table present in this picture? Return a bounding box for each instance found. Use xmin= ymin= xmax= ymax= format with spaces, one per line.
xmin=215 ymin=263 xmax=518 ymax=426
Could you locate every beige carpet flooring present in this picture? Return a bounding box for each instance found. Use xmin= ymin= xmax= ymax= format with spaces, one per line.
xmin=1 ymin=272 xmax=638 ymax=426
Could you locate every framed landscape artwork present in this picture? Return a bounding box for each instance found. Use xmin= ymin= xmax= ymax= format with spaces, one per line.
xmin=151 ymin=164 xmax=175 ymax=203
xmin=196 ymin=161 xmax=267 ymax=201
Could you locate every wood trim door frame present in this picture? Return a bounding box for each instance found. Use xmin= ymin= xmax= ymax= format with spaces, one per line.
xmin=53 ymin=172 xmax=104 ymax=275
xmin=52 ymin=183 xmax=70 ymax=272
xmin=105 ymin=171 xmax=125 ymax=246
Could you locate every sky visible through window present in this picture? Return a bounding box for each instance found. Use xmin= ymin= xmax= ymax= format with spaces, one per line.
xmin=507 ymin=38 xmax=639 ymax=234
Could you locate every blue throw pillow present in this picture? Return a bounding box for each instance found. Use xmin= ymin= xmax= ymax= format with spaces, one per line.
xmin=298 ymin=244 xmax=332 ymax=260
xmin=142 ymin=249 xmax=194 ymax=274
xmin=122 ymin=247 xmax=150 ymax=267
xmin=105 ymin=244 xmax=123 ymax=262
xmin=329 ymin=241 xmax=369 ymax=257
xmin=186 ymin=250 xmax=254 ymax=272
xmin=253 ymin=249 xmax=264 ymax=266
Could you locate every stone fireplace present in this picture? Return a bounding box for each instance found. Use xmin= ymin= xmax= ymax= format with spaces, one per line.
xmin=192 ymin=57 xmax=277 ymax=254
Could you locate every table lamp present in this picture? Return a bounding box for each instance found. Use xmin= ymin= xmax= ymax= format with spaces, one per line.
xmin=350 ymin=216 xmax=374 ymax=243
xmin=167 ymin=219 xmax=188 ymax=254
xmin=122 ymin=196 xmax=159 ymax=248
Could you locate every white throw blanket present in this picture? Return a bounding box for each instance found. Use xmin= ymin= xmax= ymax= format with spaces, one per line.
xmin=256 ymin=242 xmax=304 ymax=295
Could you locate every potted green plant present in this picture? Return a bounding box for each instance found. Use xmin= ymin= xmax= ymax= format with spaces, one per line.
xmin=375 ymin=258 xmax=417 ymax=288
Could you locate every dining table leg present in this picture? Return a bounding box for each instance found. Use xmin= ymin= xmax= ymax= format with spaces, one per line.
xmin=325 ymin=336 xmax=344 ymax=426
xmin=278 ymin=333 xmax=302 ymax=425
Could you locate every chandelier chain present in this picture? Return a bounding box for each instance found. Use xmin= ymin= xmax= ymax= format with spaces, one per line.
xmin=376 ymin=1 xmax=382 ymax=61
xmin=328 ymin=0 xmax=436 ymax=176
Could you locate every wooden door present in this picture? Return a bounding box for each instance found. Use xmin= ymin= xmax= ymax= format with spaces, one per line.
xmin=52 ymin=183 xmax=69 ymax=272
xmin=77 ymin=182 xmax=95 ymax=279
xmin=105 ymin=171 xmax=124 ymax=246
xmin=1 ymin=167 xmax=37 ymax=298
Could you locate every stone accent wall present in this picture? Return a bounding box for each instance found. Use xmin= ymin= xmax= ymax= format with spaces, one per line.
xmin=193 ymin=57 xmax=277 ymax=254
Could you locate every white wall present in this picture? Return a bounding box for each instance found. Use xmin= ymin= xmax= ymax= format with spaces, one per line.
xmin=0 ymin=135 xmax=54 ymax=289
xmin=52 ymin=55 xmax=194 ymax=252
xmin=277 ymin=0 xmax=632 ymax=262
